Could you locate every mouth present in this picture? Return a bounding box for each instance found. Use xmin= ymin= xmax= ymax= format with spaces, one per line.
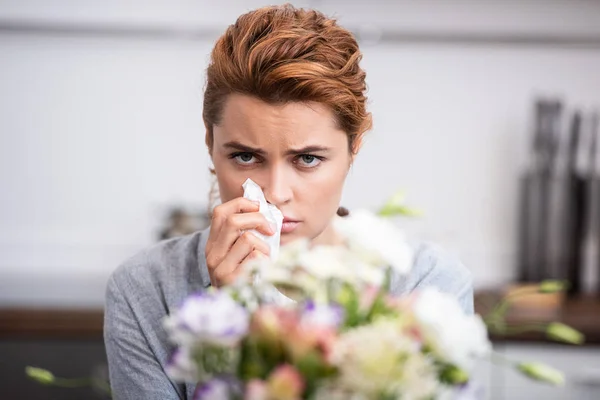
xmin=281 ymin=217 xmax=301 ymax=234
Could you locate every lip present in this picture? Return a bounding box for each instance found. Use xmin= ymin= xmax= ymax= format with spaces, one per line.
xmin=281 ymin=217 xmax=301 ymax=234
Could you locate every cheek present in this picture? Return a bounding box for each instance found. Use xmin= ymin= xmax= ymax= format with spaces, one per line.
xmin=216 ymin=174 xmax=240 ymax=203
xmin=299 ymin=158 xmax=349 ymax=213
xmin=213 ymin=156 xmax=245 ymax=203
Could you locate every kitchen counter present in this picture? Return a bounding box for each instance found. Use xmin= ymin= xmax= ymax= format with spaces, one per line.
xmin=0 ymin=308 xmax=104 ymax=340
xmin=475 ymin=290 xmax=600 ymax=346
xmin=2 ymin=291 xmax=600 ymax=345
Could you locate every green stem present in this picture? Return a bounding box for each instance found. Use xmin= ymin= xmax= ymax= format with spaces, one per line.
xmin=489 ymin=351 xmax=516 ymax=367
xmin=499 ymin=324 xmax=547 ymax=336
xmin=91 ymin=378 xmax=113 ymax=395
xmin=486 ymin=287 xmax=541 ymax=320
xmin=45 ymin=377 xmax=112 ymax=395
xmin=475 ymin=294 xmax=499 ymax=312
xmin=52 ymin=377 xmax=93 ymax=388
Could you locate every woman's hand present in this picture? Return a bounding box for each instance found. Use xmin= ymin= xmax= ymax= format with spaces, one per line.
xmin=205 ymin=197 xmax=274 ymax=287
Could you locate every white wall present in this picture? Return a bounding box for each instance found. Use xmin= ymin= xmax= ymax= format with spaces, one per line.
xmin=2 ymin=0 xmax=600 ymax=306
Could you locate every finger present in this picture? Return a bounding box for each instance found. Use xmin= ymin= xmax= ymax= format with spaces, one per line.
xmin=227 ymin=231 xmax=271 ymax=265
xmin=211 ymin=197 xmax=260 ymax=229
xmin=241 ymin=249 xmax=270 ymax=267
xmin=218 ymin=212 xmax=275 ymax=246
xmin=211 ymin=232 xmax=270 ymax=283
xmin=206 ymin=197 xmax=262 ymax=262
xmin=208 ymin=213 xmax=274 ymax=265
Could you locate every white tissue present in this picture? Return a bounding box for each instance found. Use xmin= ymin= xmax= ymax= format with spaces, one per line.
xmin=241 ymin=178 xmax=294 ymax=306
xmin=242 ymin=178 xmax=284 ymax=260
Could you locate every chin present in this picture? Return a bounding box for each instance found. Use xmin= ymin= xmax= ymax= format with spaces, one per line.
xmin=279 ymin=233 xmax=297 ymax=246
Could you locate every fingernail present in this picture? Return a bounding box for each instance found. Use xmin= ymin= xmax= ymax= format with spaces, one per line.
xmin=270 ymin=223 xmax=277 ymax=234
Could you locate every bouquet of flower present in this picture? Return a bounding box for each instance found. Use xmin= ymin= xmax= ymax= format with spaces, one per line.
xmin=159 ymin=203 xmax=565 ymax=400
xmin=26 ymin=193 xmax=583 ymax=399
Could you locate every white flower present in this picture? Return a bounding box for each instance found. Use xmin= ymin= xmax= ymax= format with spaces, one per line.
xmin=163 ymin=291 xmax=249 ymax=347
xmin=297 ymin=246 xmax=357 ymax=282
xmin=254 ymin=239 xmax=384 ymax=299
xmin=276 ymin=238 xmax=311 ymax=268
xmin=312 ymin=383 xmax=369 ymax=400
xmin=333 ymin=209 xmax=413 ymax=275
xmin=329 ymin=318 xmax=438 ymax=399
xmin=412 ymin=287 xmax=492 ymax=371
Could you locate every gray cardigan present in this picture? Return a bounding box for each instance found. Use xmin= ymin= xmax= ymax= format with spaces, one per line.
xmin=103 ymin=228 xmax=474 ymax=400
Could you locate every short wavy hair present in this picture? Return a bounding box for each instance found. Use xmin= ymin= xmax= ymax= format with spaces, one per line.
xmin=203 ymin=3 xmax=372 ymax=154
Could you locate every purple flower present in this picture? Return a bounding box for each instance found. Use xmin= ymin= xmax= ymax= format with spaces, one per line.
xmin=454 ymin=381 xmax=486 ymax=400
xmin=300 ymin=301 xmax=344 ymax=329
xmin=193 ymin=376 xmax=242 ymax=400
xmin=165 ymin=291 xmax=249 ymax=347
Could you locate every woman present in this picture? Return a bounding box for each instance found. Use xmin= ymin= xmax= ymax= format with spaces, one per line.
xmin=104 ymin=4 xmax=473 ymax=399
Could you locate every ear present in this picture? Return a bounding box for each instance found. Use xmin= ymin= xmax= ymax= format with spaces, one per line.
xmin=205 ymin=127 xmax=214 ymax=157
xmin=208 ymin=156 xmax=216 ymax=175
xmin=350 ymin=134 xmax=363 ymax=159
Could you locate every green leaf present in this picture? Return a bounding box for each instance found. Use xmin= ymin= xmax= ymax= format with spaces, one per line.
xmin=295 ymin=351 xmax=322 ymax=397
xmin=378 ymin=205 xmax=424 ymax=218
xmin=238 ymin=339 xmax=267 ymax=381
xmin=439 ymin=365 xmax=469 ymax=385
xmin=336 ymin=284 xmax=361 ymax=329
xmin=295 ymin=351 xmax=336 ymax=398
xmin=377 ymin=190 xmax=423 ymax=218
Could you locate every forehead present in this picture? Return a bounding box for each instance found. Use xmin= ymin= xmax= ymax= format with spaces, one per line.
xmin=213 ymin=94 xmax=345 ymax=149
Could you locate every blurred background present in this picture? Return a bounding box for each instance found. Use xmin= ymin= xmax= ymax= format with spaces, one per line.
xmin=1 ymin=0 xmax=600 ymax=399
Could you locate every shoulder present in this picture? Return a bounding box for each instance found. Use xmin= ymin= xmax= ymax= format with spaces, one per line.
xmin=390 ymin=241 xmax=474 ymax=313
xmin=104 ymin=233 xmax=205 ymax=400
xmin=105 ymin=230 xmax=208 ymax=312
xmin=411 ymin=241 xmax=472 ymax=291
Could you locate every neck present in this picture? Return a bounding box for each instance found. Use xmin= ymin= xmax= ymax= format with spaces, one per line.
xmin=310 ymin=215 xmax=345 ymax=247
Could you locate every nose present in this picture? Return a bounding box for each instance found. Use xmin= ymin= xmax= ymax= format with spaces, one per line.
xmin=262 ymin=163 xmax=293 ymax=207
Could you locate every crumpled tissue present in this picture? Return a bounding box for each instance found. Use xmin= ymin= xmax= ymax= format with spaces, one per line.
xmin=242 ymin=178 xmax=294 ymax=306
xmin=242 ymin=178 xmax=284 ymax=260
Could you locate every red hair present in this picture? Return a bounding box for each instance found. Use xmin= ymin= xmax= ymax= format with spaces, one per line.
xmin=203 ymin=3 xmax=372 ymax=154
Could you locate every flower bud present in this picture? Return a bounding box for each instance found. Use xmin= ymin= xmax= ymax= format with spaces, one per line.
xmin=517 ymin=362 xmax=565 ymax=386
xmin=25 ymin=367 xmax=55 ymax=385
xmin=267 ymin=364 xmax=304 ymax=400
xmin=546 ymin=322 xmax=584 ymax=345
xmin=538 ymin=280 xmax=568 ymax=293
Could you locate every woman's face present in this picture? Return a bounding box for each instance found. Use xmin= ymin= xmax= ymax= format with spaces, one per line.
xmin=211 ymin=94 xmax=352 ymax=245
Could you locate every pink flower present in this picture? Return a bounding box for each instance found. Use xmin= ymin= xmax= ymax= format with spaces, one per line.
xmin=245 ymin=379 xmax=268 ymax=400
xmin=359 ymin=285 xmax=380 ymax=311
xmin=267 ymin=365 xmax=304 ymax=400
xmin=287 ymin=324 xmax=337 ymax=363
xmin=250 ymin=307 xmax=297 ymax=342
xmin=250 ymin=305 xmax=338 ymax=362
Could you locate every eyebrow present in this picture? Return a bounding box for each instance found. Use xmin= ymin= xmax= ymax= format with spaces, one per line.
xmin=223 ymin=141 xmax=266 ymax=155
xmin=223 ymin=141 xmax=332 ymax=156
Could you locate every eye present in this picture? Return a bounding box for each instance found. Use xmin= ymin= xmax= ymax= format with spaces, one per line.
xmin=296 ymin=154 xmax=323 ymax=168
xmin=232 ymin=152 xmax=257 ymax=165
